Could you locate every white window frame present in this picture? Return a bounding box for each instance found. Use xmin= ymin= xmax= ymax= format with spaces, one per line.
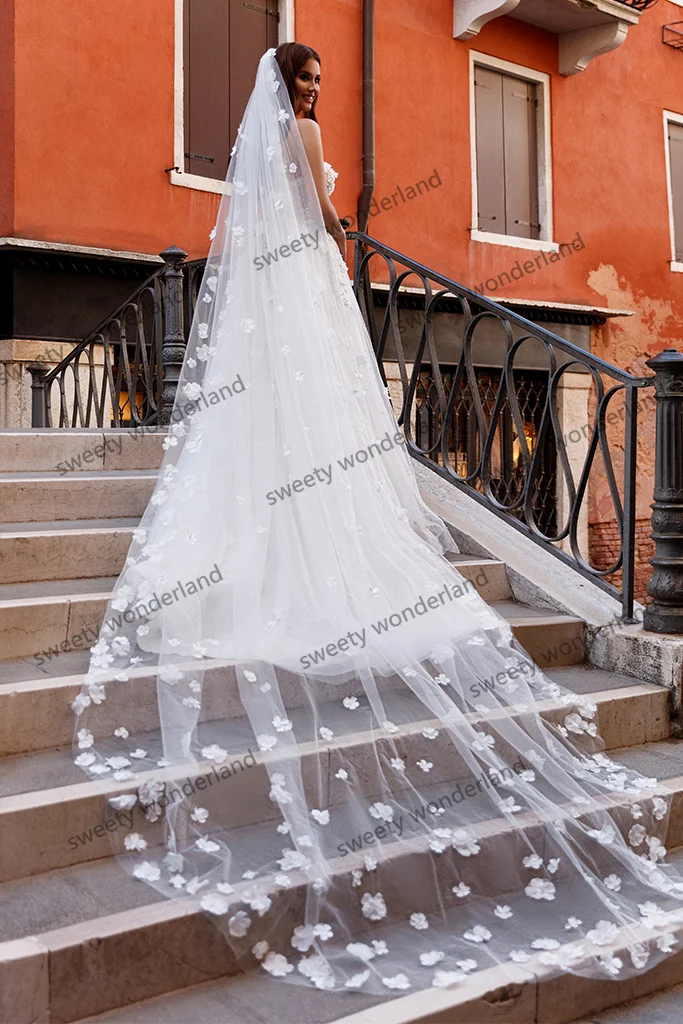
xmin=663 ymin=108 xmax=683 ymax=272
xmin=469 ymin=50 xmax=557 ymax=252
xmin=171 ymin=0 xmax=294 ymax=195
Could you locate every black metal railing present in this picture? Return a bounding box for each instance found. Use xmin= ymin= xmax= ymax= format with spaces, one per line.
xmin=616 ymin=0 xmax=658 ymax=10
xmin=30 ymin=246 xmax=190 ymax=430
xmin=348 ymin=232 xmax=656 ymax=622
xmin=30 ymin=236 xmax=683 ymax=630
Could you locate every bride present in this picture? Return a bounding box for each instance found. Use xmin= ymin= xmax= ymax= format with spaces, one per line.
xmin=73 ymin=43 xmax=683 ymax=996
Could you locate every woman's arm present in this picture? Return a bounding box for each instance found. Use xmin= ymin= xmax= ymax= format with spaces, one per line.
xmin=297 ymin=119 xmax=346 ymax=258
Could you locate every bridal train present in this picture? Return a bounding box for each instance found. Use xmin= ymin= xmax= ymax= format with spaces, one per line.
xmin=72 ymin=48 xmax=683 ymax=996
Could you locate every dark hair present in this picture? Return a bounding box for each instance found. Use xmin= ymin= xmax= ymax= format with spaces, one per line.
xmin=275 ymin=42 xmax=321 ymax=122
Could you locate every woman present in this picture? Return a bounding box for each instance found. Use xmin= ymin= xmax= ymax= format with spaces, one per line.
xmin=73 ymin=44 xmax=683 ymax=996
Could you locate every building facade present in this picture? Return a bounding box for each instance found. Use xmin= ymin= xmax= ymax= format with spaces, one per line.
xmin=1 ymin=0 xmax=680 ymax=596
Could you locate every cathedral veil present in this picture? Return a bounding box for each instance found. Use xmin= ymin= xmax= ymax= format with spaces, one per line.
xmin=73 ymin=49 xmax=683 ymax=996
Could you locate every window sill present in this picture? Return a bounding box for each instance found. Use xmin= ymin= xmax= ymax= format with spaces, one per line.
xmin=170 ymin=170 xmax=230 ymax=195
xmin=471 ymin=229 xmax=559 ymax=253
xmin=670 ymin=260 xmax=683 ymax=273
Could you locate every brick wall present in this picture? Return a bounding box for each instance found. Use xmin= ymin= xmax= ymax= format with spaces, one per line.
xmin=589 ymin=519 xmax=654 ymax=604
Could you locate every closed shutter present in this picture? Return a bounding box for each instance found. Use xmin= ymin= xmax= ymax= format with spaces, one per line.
xmin=474 ymin=66 xmax=506 ymax=234
xmin=229 ymin=1 xmax=279 ymax=156
xmin=184 ymin=1 xmax=279 ymax=182
xmin=502 ymin=77 xmax=539 ymax=240
xmin=474 ymin=65 xmax=540 ymax=240
xmin=669 ymin=122 xmax=683 ymax=261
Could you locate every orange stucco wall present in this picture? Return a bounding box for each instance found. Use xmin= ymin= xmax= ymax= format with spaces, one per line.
xmin=10 ymin=0 xmax=683 ymax=345
xmin=10 ymin=0 xmax=220 ymax=258
xmin=0 ymin=0 xmax=15 ymax=237
xmin=297 ymin=1 xmax=683 ymax=354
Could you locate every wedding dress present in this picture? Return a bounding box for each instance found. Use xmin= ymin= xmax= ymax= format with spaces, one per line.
xmin=73 ymin=48 xmax=683 ymax=996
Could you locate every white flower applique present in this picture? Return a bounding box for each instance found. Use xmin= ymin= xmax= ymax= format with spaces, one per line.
xmin=361 ymin=892 xmax=387 ymax=921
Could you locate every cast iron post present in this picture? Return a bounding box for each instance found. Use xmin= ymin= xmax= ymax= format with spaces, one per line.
xmin=28 ymin=364 xmax=50 ymax=427
xmin=159 ymin=245 xmax=188 ymax=425
xmin=644 ymin=348 xmax=683 ymax=634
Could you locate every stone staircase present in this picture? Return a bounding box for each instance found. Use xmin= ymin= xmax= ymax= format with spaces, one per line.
xmin=1 ymin=429 xmax=682 ymax=1024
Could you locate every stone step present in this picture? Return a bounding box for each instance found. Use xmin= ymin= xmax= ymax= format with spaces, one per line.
xmin=446 ymin=554 xmax=513 ymax=602
xmin=0 ymin=470 xmax=157 ymax=524
xmin=0 ymin=519 xmax=138 ymax=585
xmin=0 ymin=681 xmax=671 ymax=883
xmin=0 ymin=517 xmax=509 ymax=596
xmin=1 ymin=746 xmax=682 ymax=1024
xmin=573 ymin=982 xmax=683 ymax=1024
xmin=327 ymin=898 xmax=683 ymax=1024
xmin=79 ymin=967 xmax=385 ymax=1024
xmin=0 ymin=631 xmax=665 ymax=758
xmin=0 ymin=575 xmax=586 ymax=664
xmin=66 ymin=912 xmax=683 ymax=1024
xmin=0 ymin=429 xmax=165 ymax=474
xmin=0 ymin=576 xmax=115 ymax=662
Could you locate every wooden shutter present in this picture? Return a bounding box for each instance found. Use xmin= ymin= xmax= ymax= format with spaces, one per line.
xmin=669 ymin=122 xmax=683 ymax=262
xmin=474 ymin=65 xmax=540 ymax=240
xmin=228 ymin=1 xmax=279 ymax=158
xmin=474 ymin=66 xmax=506 ymax=234
xmin=184 ymin=0 xmax=230 ymax=179
xmin=502 ymin=77 xmax=539 ymax=240
xmin=184 ymin=1 xmax=279 ymax=182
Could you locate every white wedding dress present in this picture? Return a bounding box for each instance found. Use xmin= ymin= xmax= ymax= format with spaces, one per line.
xmin=73 ymin=49 xmax=683 ymax=997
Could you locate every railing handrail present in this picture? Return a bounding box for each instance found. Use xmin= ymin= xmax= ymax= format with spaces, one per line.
xmin=347 ymin=231 xmax=652 ymax=389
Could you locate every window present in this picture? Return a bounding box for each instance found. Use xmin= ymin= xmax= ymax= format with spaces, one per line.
xmin=470 ymin=53 xmax=554 ymax=251
xmin=174 ymin=0 xmax=281 ymax=193
xmin=665 ymin=112 xmax=683 ymax=268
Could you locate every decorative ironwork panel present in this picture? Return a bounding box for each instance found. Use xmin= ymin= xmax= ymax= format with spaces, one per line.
xmin=616 ymin=0 xmax=658 ymax=9
xmin=34 ymin=273 xmax=164 ymax=430
xmin=350 ymin=230 xmax=654 ymax=620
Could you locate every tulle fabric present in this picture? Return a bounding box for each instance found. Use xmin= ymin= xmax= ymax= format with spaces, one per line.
xmin=73 ymin=49 xmax=683 ymax=996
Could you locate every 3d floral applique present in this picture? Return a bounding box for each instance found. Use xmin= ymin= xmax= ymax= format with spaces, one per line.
xmin=228 ymin=911 xmax=252 ymax=937
xmin=361 ymin=892 xmax=387 ymax=921
xmin=525 ymin=878 xmax=556 ymax=900
xmin=382 ymin=974 xmax=411 ymax=990
xmin=133 ymin=861 xmax=161 ymax=882
xmin=369 ymin=802 xmax=394 ymax=823
xmin=201 ymin=892 xmax=230 ymax=915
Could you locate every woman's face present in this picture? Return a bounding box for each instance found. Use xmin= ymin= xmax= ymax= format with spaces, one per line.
xmin=293 ymin=58 xmax=321 ymax=117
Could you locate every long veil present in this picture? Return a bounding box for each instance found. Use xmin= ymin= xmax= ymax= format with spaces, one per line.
xmin=73 ymin=49 xmax=683 ymax=996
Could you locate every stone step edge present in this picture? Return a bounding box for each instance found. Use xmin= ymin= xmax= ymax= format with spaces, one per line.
xmin=0 ymin=554 xmax=508 ymax=596
xmin=0 ymin=600 xmax=586 ymax=667
xmin=0 ymin=686 xmax=673 ymax=886
xmin=0 ymin=682 xmax=665 ymax=816
xmin=0 ymin=470 xmax=159 ymax=482
xmin=0 ymin=588 xmax=112 ymax=610
xmin=0 ymin=656 xmax=664 ymax=760
xmin=0 ymin=524 xmax=137 ymax=539
xmin=0 ymin=429 xmax=168 ymax=436
xmin=2 ymin=781 xmax=683 ymax=1024
xmin=329 ymin=916 xmax=683 ymax=1024
xmin=0 ymin=560 xmax=509 ymax=610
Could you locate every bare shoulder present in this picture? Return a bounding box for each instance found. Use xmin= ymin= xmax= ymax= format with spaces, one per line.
xmin=296 ymin=118 xmax=321 ymax=142
xmin=296 ymin=118 xmax=323 ymax=166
